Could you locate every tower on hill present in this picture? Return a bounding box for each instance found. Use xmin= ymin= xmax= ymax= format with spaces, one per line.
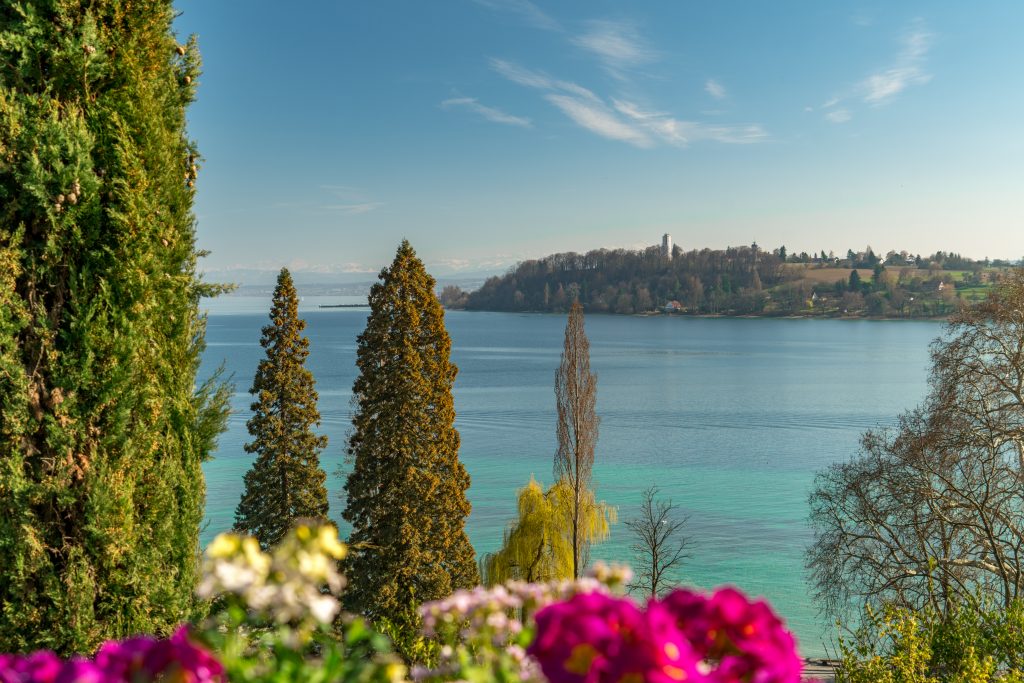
xmin=662 ymin=233 xmax=673 ymax=260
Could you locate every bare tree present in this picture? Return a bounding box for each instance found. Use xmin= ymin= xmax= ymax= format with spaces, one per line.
xmin=555 ymin=301 xmax=600 ymax=579
xmin=626 ymin=486 xmax=692 ymax=598
xmin=808 ymin=270 xmax=1024 ymax=622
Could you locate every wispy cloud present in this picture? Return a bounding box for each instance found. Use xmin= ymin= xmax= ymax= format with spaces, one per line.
xmin=546 ymin=94 xmax=653 ymax=147
xmin=571 ymin=19 xmax=656 ymax=78
xmin=471 ymin=0 xmax=560 ymax=31
xmin=489 ymin=58 xmax=598 ymax=100
xmin=323 ymin=203 xmax=383 ymax=214
xmin=705 ymin=79 xmax=726 ymax=99
xmin=492 ymin=58 xmax=649 ymax=145
xmin=311 ymin=186 xmax=383 ymax=214
xmin=614 ymin=100 xmax=768 ymax=145
xmin=815 ymin=22 xmax=933 ymax=123
xmin=490 ymin=58 xmax=767 ymax=148
xmin=441 ymin=97 xmax=532 ymax=127
xmin=861 ymin=24 xmax=933 ymax=105
xmin=825 ymin=109 xmax=851 ymax=124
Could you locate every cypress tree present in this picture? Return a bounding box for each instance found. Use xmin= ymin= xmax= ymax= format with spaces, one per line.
xmin=342 ymin=240 xmax=479 ymax=621
xmin=234 ymin=268 xmax=328 ymax=548
xmin=0 ymin=2 xmax=228 ymax=653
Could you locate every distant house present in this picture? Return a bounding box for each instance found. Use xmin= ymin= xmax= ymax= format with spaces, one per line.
xmin=663 ymin=300 xmax=683 ymax=314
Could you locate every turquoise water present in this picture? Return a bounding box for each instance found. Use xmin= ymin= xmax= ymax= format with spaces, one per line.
xmin=199 ymin=295 xmax=941 ymax=656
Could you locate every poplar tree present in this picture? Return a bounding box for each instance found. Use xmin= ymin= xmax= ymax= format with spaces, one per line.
xmin=234 ymin=268 xmax=328 ymax=549
xmin=0 ymin=1 xmax=228 ymax=653
xmin=342 ymin=240 xmax=478 ymax=622
xmin=554 ymin=301 xmax=602 ymax=579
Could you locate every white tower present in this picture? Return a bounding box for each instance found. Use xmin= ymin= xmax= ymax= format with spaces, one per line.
xmin=661 ymin=233 xmax=673 ymax=259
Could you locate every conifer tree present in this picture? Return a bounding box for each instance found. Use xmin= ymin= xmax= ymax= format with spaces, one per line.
xmin=234 ymin=268 xmax=328 ymax=549
xmin=0 ymin=1 xmax=228 ymax=653
xmin=342 ymin=240 xmax=478 ymax=622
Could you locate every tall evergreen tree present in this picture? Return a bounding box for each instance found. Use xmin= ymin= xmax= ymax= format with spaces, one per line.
xmin=234 ymin=268 xmax=328 ymax=549
xmin=342 ymin=240 xmax=478 ymax=622
xmin=0 ymin=2 xmax=228 ymax=653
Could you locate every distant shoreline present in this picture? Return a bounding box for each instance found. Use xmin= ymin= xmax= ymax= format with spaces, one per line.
xmin=442 ymin=307 xmax=950 ymax=322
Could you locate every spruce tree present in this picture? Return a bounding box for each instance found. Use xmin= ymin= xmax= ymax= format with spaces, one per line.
xmin=342 ymin=240 xmax=478 ymax=621
xmin=234 ymin=268 xmax=328 ymax=548
xmin=0 ymin=2 xmax=228 ymax=653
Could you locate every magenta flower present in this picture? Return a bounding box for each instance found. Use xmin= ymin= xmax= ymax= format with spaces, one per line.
xmin=0 ymin=627 xmax=221 ymax=683
xmin=660 ymin=587 xmax=803 ymax=683
xmin=158 ymin=627 xmax=223 ymax=683
xmin=53 ymin=658 xmax=105 ymax=683
xmin=0 ymin=651 xmax=62 ymax=683
xmin=93 ymin=635 xmax=160 ymax=681
xmin=529 ymin=592 xmax=644 ymax=683
xmin=529 ymin=592 xmax=702 ymax=683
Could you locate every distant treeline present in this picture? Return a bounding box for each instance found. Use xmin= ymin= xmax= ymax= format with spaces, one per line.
xmin=440 ymin=244 xmax=1013 ymax=317
xmin=448 ymin=245 xmax=778 ymax=315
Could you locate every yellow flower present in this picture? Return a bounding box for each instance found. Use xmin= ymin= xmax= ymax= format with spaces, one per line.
xmin=317 ymin=525 xmax=347 ymax=559
xmin=207 ymin=533 xmax=241 ymax=559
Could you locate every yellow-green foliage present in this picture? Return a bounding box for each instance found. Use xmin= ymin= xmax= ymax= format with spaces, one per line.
xmin=838 ymin=603 xmax=1024 ymax=683
xmin=0 ymin=1 xmax=228 ymax=653
xmin=483 ymin=478 xmax=615 ymax=585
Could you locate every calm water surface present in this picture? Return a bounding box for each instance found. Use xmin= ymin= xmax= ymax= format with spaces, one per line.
xmin=199 ymin=295 xmax=941 ymax=656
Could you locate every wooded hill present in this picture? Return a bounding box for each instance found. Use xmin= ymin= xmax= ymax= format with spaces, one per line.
xmin=444 ymin=244 xmax=1008 ymax=317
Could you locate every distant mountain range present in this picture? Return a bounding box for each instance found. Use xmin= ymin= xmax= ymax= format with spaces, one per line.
xmin=202 ymin=267 xmax=500 ymax=296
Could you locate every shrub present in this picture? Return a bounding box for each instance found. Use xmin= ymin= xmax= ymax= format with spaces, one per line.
xmin=837 ymin=602 xmax=1024 ymax=683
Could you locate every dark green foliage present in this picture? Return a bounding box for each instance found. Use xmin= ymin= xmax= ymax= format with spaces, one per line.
xmin=342 ymin=241 xmax=479 ymax=623
xmin=234 ymin=268 xmax=328 ymax=549
xmin=466 ymin=244 xmax=784 ymax=314
xmin=0 ymin=1 xmax=228 ymax=653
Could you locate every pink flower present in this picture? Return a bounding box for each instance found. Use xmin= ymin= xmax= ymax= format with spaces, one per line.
xmin=529 ymin=592 xmax=702 ymax=683
xmin=660 ymin=587 xmax=803 ymax=683
xmin=154 ymin=628 xmax=223 ymax=683
xmin=94 ymin=636 xmax=159 ymax=681
xmin=0 ymin=628 xmax=222 ymax=683
xmin=53 ymin=659 xmax=104 ymax=683
xmin=0 ymin=651 xmax=62 ymax=683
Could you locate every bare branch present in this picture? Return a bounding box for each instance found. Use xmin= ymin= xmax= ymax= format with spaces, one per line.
xmin=626 ymin=485 xmax=692 ymax=598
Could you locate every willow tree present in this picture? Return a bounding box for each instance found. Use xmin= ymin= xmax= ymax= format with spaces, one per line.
xmin=342 ymin=240 xmax=478 ymax=623
xmin=0 ymin=1 xmax=228 ymax=654
xmin=482 ymin=477 xmax=614 ymax=586
xmin=555 ymin=301 xmax=601 ymax=579
xmin=234 ymin=268 xmax=328 ymax=549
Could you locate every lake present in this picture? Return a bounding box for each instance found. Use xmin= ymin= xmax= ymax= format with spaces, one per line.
xmin=199 ymin=295 xmax=942 ymax=656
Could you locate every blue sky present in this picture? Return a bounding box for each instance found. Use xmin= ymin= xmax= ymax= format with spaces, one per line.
xmin=173 ymin=1 xmax=1024 ymax=278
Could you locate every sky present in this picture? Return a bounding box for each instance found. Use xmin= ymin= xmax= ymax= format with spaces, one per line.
xmin=173 ymin=1 xmax=1024 ymax=279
